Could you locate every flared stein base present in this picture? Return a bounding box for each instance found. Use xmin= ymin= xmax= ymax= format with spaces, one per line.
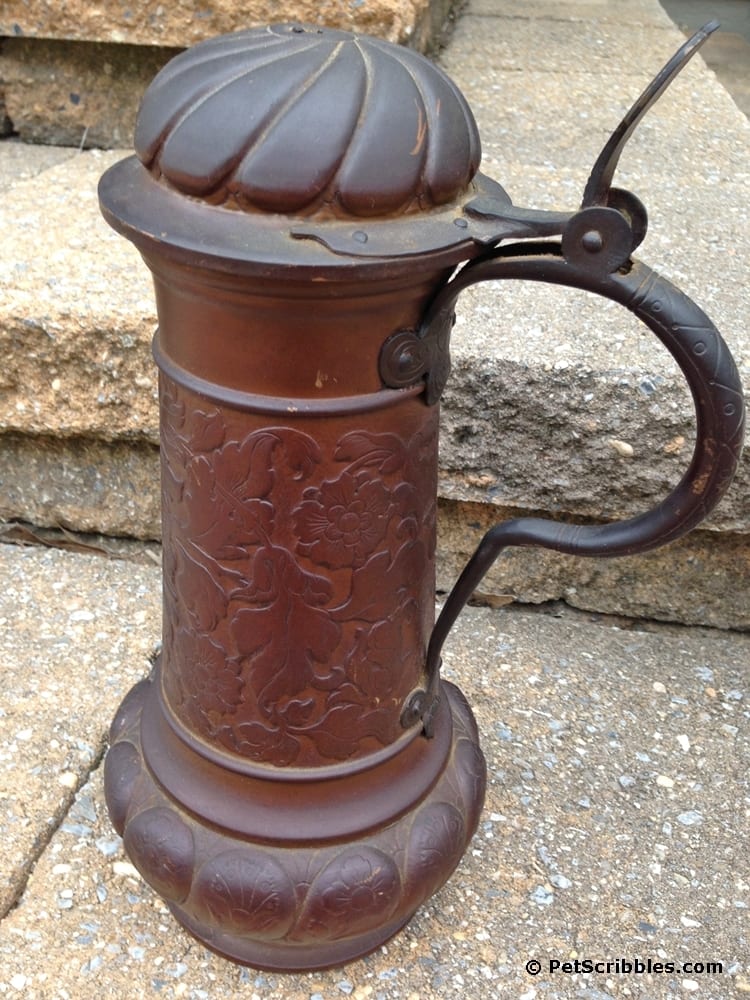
xmin=104 ymin=672 xmax=487 ymax=972
xmin=168 ymin=900 xmax=414 ymax=972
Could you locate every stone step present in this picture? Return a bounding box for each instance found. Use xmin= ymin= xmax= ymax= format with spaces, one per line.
xmin=1 ymin=0 xmax=748 ymax=628
xmin=0 ymin=37 xmax=179 ymax=148
xmin=0 ymin=0 xmax=449 ymax=48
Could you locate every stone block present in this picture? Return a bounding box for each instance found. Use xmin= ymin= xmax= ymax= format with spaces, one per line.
xmin=1 ymin=38 xmax=179 ymax=148
xmin=439 ymin=348 xmax=749 ymax=535
xmin=446 ymin=15 xmax=688 ymax=79
xmin=1 ymin=131 xmax=749 ymax=626
xmin=1 ymin=4 xmax=747 ymax=627
xmin=0 ymin=0 xmax=446 ymax=48
xmin=469 ymin=0 xmax=673 ymax=21
xmin=0 ymin=149 xmax=158 ymax=441
xmin=0 ymin=435 xmax=161 ymax=540
xmin=2 ymin=429 xmax=745 ymax=629
xmin=438 ymin=499 xmax=750 ymax=631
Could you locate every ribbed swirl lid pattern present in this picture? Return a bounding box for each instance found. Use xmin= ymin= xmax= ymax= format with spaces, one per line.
xmin=134 ymin=23 xmax=481 ymax=219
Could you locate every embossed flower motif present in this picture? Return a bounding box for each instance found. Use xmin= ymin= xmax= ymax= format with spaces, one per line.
xmin=349 ymin=620 xmax=401 ymax=700
xmin=293 ymin=471 xmax=393 ymax=569
xmin=172 ymin=539 xmax=230 ymax=634
xmin=173 ymin=628 xmax=243 ymax=725
xmin=346 ymin=599 xmax=420 ymax=700
xmin=193 ymin=850 xmax=296 ymax=939
xmin=323 ymin=856 xmax=394 ymax=914
xmin=308 ymin=848 xmax=401 ymax=938
xmin=185 ymin=406 xmax=226 ymax=454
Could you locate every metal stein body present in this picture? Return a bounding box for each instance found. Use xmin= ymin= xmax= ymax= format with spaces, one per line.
xmin=103 ymin=255 xmax=483 ymax=971
xmin=99 ymin=23 xmax=744 ymax=971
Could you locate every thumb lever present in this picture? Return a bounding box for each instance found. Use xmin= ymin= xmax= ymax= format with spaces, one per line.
xmin=582 ymin=20 xmax=719 ymax=207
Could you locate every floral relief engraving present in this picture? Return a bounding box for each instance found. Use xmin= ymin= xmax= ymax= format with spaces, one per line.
xmin=294 ymin=470 xmax=394 ymax=569
xmin=107 ymin=675 xmax=486 ymax=957
xmin=295 ymin=847 xmax=402 ymax=940
xmin=192 ymin=850 xmax=297 ymax=939
xmin=124 ymin=806 xmax=195 ymax=904
xmin=404 ymin=802 xmax=467 ymax=906
xmin=159 ymin=377 xmax=437 ymax=767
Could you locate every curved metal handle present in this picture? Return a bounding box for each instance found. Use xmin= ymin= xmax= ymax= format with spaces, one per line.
xmin=404 ymin=228 xmax=745 ymax=736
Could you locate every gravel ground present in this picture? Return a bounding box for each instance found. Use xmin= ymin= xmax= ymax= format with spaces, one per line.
xmin=1 ymin=543 xmax=748 ymax=999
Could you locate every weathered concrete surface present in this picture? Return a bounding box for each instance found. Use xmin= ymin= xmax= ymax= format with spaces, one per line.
xmin=0 ymin=136 xmax=75 ymax=187
xmin=472 ymin=0 xmax=671 ymax=20
xmin=0 ymin=544 xmax=160 ymax=919
xmin=661 ymin=0 xmax=750 ymax=117
xmin=0 ymin=541 xmax=748 ymax=997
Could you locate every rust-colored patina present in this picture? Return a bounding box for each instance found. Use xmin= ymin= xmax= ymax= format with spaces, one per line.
xmin=99 ymin=22 xmax=744 ymax=970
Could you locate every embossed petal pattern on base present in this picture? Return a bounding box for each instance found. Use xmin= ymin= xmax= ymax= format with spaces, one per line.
xmin=105 ymin=676 xmax=487 ymax=970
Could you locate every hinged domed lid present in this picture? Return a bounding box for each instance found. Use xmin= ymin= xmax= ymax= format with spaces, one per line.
xmin=99 ymin=23 xmax=514 ymax=275
xmin=135 ymin=23 xmax=481 ymax=220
